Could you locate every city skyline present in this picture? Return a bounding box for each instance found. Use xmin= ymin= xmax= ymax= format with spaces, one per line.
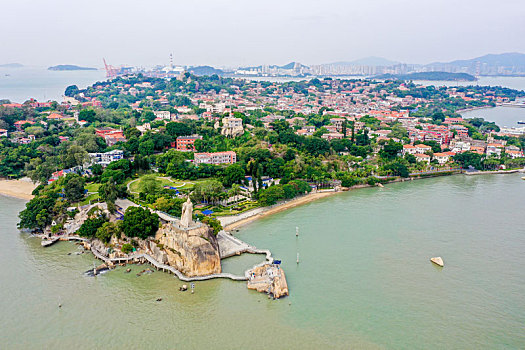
xmin=2 ymin=0 xmax=525 ymax=68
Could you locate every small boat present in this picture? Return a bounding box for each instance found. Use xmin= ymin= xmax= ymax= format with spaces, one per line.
xmin=518 ymin=121 xmax=525 ymax=125
xmin=41 ymin=237 xmax=59 ymax=247
xmin=522 ymin=176 xmax=525 ymax=180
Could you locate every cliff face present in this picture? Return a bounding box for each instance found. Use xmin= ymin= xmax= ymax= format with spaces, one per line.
xmin=155 ymin=223 xmax=221 ymax=277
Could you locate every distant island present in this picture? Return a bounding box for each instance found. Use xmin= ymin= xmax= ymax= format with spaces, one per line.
xmin=48 ymin=65 xmax=97 ymax=71
xmin=0 ymin=63 xmax=23 ymax=68
xmin=373 ymin=71 xmax=477 ymax=82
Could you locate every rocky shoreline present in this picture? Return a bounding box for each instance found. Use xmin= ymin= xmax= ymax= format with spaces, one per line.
xmin=36 ymin=200 xmax=289 ymax=298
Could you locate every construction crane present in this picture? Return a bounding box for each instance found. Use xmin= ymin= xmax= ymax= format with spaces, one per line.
xmin=103 ymin=58 xmax=118 ymax=78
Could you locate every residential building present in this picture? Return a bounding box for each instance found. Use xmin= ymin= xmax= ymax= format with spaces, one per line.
xmin=14 ymin=120 xmax=34 ymax=131
xmin=89 ymin=150 xmax=124 ymax=166
xmin=175 ymin=135 xmax=202 ymax=151
xmin=322 ymin=132 xmax=344 ymax=141
xmin=153 ymin=111 xmax=171 ymax=120
xmin=95 ymin=127 xmax=127 ymax=146
xmin=433 ymin=152 xmax=450 ymax=165
xmin=0 ymin=129 xmax=7 ymax=137
xmin=486 ymin=144 xmax=503 ymax=158
xmin=194 ymin=151 xmax=237 ymax=165
xmin=415 ymin=144 xmax=432 ymax=154
xmin=415 ymin=153 xmax=431 ymax=164
xmin=402 ymin=144 xmax=417 ymax=155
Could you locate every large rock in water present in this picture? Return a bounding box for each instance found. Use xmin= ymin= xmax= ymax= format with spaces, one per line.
xmin=247 ymin=264 xmax=289 ymax=299
xmin=156 ymin=223 xmax=221 ymax=277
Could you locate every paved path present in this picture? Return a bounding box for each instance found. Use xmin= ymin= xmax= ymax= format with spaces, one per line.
xmin=216 ymin=207 xmax=267 ymax=227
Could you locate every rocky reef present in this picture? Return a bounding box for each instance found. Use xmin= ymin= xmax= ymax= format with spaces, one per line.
xmin=247 ymin=263 xmax=289 ymax=299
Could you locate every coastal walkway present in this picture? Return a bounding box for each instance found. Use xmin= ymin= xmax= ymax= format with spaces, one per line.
xmin=90 ymin=244 xmax=249 ymax=282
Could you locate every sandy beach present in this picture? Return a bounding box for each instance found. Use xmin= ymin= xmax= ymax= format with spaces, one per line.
xmin=221 ymin=190 xmax=339 ymax=231
xmin=0 ymin=178 xmax=37 ymax=200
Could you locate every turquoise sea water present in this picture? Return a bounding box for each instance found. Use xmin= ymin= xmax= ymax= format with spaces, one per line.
xmin=1 ymin=174 xmax=524 ymax=349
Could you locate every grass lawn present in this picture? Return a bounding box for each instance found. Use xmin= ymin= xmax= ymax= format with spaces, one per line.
xmin=208 ymin=201 xmax=260 ymax=217
xmin=128 ymin=175 xmax=212 ymax=194
xmin=86 ymin=183 xmax=101 ymax=193
xmin=78 ymin=192 xmax=100 ymax=206
xmin=128 ymin=176 xmax=178 ymax=193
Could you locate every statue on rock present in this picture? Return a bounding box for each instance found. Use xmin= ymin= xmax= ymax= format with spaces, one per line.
xmin=180 ymin=197 xmax=194 ymax=228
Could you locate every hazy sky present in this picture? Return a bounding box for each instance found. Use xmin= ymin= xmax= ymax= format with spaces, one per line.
xmin=2 ymin=0 xmax=525 ymax=68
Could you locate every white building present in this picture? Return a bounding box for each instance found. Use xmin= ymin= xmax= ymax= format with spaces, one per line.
xmin=194 ymin=151 xmax=237 ymax=165
xmin=415 ymin=153 xmax=431 ymax=164
xmin=402 ymin=144 xmax=417 ymax=155
xmin=433 ymin=152 xmax=451 ymax=165
xmin=89 ymin=150 xmax=124 ymax=166
xmin=153 ymin=111 xmax=171 ymax=120
xmin=415 ymin=144 xmax=432 ymax=154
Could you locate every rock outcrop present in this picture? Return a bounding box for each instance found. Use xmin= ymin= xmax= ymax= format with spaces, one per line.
xmin=155 ymin=223 xmax=221 ymax=277
xmin=430 ymin=257 xmax=444 ymax=267
xmin=247 ymin=264 xmax=289 ymax=298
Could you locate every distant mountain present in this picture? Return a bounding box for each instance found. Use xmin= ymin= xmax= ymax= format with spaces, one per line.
xmin=188 ymin=65 xmax=224 ymax=76
xmin=0 ymin=63 xmax=23 ymax=68
xmin=374 ymin=71 xmax=476 ymax=82
xmin=48 ymin=65 xmax=97 ymax=71
xmin=425 ymin=53 xmax=525 ymax=76
xmin=329 ymin=57 xmax=400 ymax=67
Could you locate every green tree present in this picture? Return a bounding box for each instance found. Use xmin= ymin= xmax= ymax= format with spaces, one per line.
xmin=222 ymin=163 xmax=245 ymax=187
xmin=379 ymin=140 xmax=403 ymax=160
xmin=122 ymin=206 xmax=159 ymax=239
xmin=64 ymin=174 xmax=86 ymax=202
xmin=18 ymin=195 xmax=57 ymax=231
xmin=192 ymin=179 xmax=224 ymax=204
xmin=78 ymin=216 xmax=107 ymax=238
xmin=95 ymin=221 xmax=120 ymax=244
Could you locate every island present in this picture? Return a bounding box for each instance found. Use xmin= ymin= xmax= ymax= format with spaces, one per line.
xmin=1 ymin=72 xmax=524 ymax=301
xmin=374 ymin=71 xmax=477 ymax=81
xmin=0 ymin=63 xmax=23 ymax=68
xmin=48 ymin=64 xmax=97 ymax=71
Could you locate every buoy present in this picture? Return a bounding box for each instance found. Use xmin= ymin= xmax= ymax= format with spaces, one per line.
xmin=430 ymin=257 xmax=444 ymax=267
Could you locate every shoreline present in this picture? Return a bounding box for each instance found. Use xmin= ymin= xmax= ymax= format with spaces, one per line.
xmin=222 ymin=190 xmax=340 ymax=231
xmin=221 ymin=169 xmax=524 ymax=231
xmin=0 ymin=178 xmax=37 ymax=200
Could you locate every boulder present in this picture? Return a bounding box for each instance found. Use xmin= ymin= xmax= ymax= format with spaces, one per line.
xmin=247 ymin=264 xmax=289 ymax=299
xmin=430 ymin=257 xmax=444 ymax=267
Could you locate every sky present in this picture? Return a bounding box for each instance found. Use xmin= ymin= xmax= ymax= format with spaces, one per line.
xmin=2 ymin=0 xmax=525 ymax=68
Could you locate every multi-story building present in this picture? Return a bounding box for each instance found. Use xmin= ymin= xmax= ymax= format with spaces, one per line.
xmin=175 ymin=135 xmax=202 ymax=151
xmin=89 ymin=150 xmax=124 ymax=166
xmin=194 ymin=151 xmax=237 ymax=165
xmin=95 ymin=127 xmax=127 ymax=146
xmin=153 ymin=111 xmax=171 ymax=120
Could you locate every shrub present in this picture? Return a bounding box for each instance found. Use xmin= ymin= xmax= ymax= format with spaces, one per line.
xmin=121 ymin=243 xmax=133 ymax=254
